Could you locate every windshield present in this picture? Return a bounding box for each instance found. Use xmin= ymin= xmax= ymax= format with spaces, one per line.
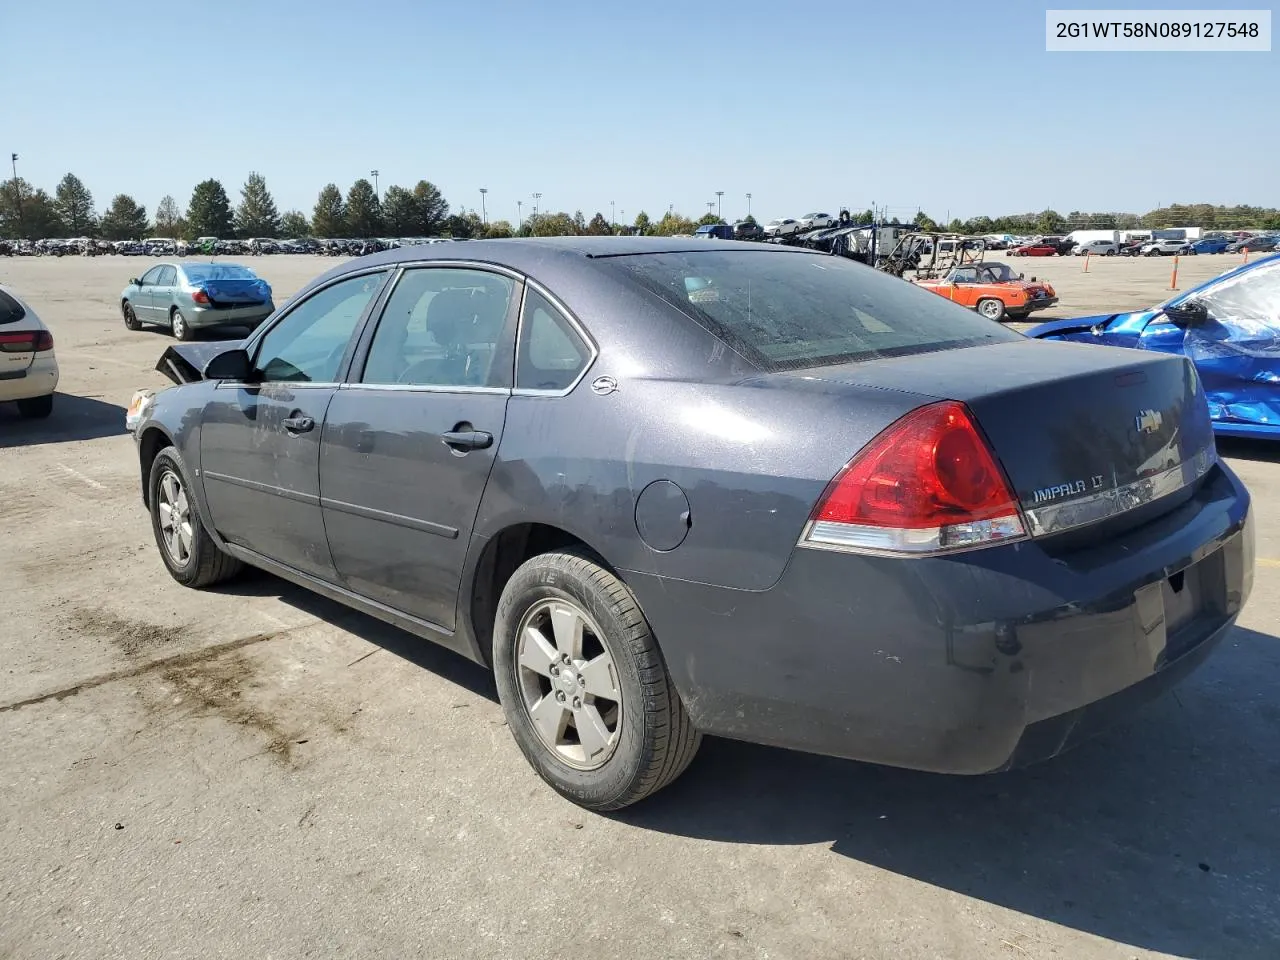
xmin=603 ymin=250 xmax=1021 ymax=372
xmin=182 ymin=264 xmax=257 ymax=281
xmin=1160 ymin=257 xmax=1280 ymax=311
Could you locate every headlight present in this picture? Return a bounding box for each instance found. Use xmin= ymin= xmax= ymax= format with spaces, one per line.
xmin=125 ymin=389 xmax=156 ymax=434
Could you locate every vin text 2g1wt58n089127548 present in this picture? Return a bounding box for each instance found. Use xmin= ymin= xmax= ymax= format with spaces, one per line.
xmin=126 ymin=238 xmax=1255 ymax=811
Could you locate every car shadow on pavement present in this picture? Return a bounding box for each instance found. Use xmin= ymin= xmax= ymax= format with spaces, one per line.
xmin=211 ymin=570 xmax=499 ymax=703
xmin=620 ymin=626 xmax=1280 ymax=960
xmin=0 ymin=393 xmax=127 ymax=449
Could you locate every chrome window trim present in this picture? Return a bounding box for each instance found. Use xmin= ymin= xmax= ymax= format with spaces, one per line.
xmin=214 ymin=380 xmax=340 ymax=390
xmin=1021 ymin=447 xmax=1217 ymax=538
xmin=338 ymin=382 xmax=509 ymax=396
xmin=512 ymin=278 xmax=599 ymax=398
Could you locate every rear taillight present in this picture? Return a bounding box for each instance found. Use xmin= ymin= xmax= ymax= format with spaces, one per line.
xmin=33 ymin=331 xmax=53 ymax=352
xmin=191 ymin=288 xmax=211 ymax=304
xmin=803 ymin=401 xmax=1026 ymax=556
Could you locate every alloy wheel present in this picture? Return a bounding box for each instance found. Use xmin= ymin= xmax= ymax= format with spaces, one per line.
xmin=157 ymin=469 xmax=193 ymax=566
xmin=515 ymin=598 xmax=622 ymax=770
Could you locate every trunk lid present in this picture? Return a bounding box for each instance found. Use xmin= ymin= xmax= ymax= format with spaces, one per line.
xmin=0 ymin=328 xmax=39 ymax=372
xmin=800 ymin=338 xmax=1217 ymax=538
xmin=195 ymin=279 xmax=269 ymax=307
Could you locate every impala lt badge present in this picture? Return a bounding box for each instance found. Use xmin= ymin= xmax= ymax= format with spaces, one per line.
xmin=1135 ymin=409 xmax=1163 ymax=434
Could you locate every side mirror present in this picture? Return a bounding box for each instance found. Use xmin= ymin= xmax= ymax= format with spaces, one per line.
xmin=130 ymin=277 xmax=141 ymax=286
xmin=1164 ymin=299 xmax=1209 ymax=327
xmin=203 ymin=348 xmax=253 ymax=382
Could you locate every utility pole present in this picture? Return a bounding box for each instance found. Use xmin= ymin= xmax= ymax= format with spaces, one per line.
xmin=479 ymin=188 xmax=488 ymax=224
xmin=715 ymin=191 xmax=723 ymax=219
xmin=10 ymin=153 xmax=22 ymax=233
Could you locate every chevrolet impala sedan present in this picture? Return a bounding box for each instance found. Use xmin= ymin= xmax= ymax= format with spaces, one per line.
xmin=126 ymin=237 xmax=1255 ymax=810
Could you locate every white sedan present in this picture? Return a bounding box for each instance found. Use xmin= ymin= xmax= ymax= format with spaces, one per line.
xmin=0 ymin=284 xmax=59 ymax=418
xmin=797 ymin=212 xmax=836 ymax=229
xmin=764 ymin=218 xmax=803 ymax=237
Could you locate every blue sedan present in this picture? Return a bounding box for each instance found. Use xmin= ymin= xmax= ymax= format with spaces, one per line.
xmin=1028 ymin=253 xmax=1280 ymax=439
xmin=1189 ymin=237 xmax=1233 ymax=254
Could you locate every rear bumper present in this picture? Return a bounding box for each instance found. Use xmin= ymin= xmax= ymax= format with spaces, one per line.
xmin=627 ymin=462 xmax=1252 ymax=774
xmin=187 ymin=303 xmax=274 ymax=328
xmin=1018 ymin=296 xmax=1058 ymax=313
xmin=0 ymin=356 xmax=59 ymax=401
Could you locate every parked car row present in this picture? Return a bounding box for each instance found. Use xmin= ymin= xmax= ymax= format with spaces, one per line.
xmin=0 ymin=235 xmax=470 ymax=258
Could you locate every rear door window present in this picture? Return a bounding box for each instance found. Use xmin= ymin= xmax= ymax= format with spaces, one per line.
xmin=604 ymin=250 xmax=1021 ymax=371
xmin=0 ymin=289 xmax=26 ymax=324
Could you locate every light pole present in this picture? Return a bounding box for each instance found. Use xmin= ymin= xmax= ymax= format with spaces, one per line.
xmin=10 ymin=153 xmax=21 ymax=232
xmin=517 ymin=200 xmax=523 ymax=228
xmin=370 ymin=169 xmax=379 ymax=200
xmin=746 ymin=193 xmax=752 ymax=217
xmin=479 ymin=188 xmax=488 ymax=224
xmin=715 ymin=191 xmax=723 ymax=219
xmin=532 ymin=192 xmax=541 ymax=218
xmin=610 ymin=200 xmax=615 ymax=228
xmin=706 ymin=201 xmax=715 ymax=214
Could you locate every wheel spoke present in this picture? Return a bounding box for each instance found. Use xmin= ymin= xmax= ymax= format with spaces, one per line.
xmin=157 ymin=501 xmax=173 ymax=530
xmin=174 ymin=487 xmax=189 ymax=517
xmin=161 ymin=473 xmax=178 ymax=506
xmin=549 ymin=603 xmax=584 ymax=659
xmin=578 ymin=654 xmax=618 ymax=700
xmin=574 ymin=703 xmax=612 ymax=760
xmin=528 ymin=692 xmax=568 ymax=746
xmin=518 ymin=627 xmax=558 ymax=676
xmin=177 ymin=522 xmax=193 ymax=558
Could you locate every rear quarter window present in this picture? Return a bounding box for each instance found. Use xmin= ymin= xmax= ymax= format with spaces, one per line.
xmin=602 ymin=250 xmax=1022 ymax=371
xmin=0 ymin=290 xmax=27 ymax=325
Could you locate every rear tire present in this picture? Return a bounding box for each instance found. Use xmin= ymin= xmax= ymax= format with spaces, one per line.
xmin=148 ymin=447 xmax=242 ymax=588
xmin=123 ymin=301 xmax=142 ymax=330
xmin=17 ymin=394 xmax=53 ymax=418
xmin=492 ymin=549 xmax=701 ymax=811
xmin=976 ymin=297 xmax=1006 ymax=321
xmin=170 ymin=308 xmax=193 ymax=341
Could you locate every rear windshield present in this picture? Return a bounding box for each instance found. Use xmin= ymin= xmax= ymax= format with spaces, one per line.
xmin=0 ymin=289 xmax=27 ymax=325
xmin=603 ymin=250 xmax=1022 ymax=371
xmin=183 ymin=264 xmax=256 ymax=281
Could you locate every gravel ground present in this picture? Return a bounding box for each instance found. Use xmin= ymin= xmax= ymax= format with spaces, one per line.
xmin=1 ymin=252 xmax=1278 ymax=960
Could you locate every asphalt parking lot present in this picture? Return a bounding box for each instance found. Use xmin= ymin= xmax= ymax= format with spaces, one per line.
xmin=2 ymin=252 xmax=1278 ymax=960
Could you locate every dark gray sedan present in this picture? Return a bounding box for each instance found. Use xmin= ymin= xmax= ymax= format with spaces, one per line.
xmin=126 ymin=237 xmax=1255 ymax=810
xmin=121 ymin=262 xmax=275 ymax=340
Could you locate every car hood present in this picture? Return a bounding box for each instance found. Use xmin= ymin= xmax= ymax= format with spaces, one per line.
xmin=156 ymin=341 xmax=245 ymax=385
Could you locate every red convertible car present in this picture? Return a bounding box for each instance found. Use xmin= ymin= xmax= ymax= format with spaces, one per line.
xmin=1008 ymin=242 xmax=1059 ymax=257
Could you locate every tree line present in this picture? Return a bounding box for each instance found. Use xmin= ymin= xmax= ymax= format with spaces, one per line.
xmin=912 ymin=203 xmax=1280 ymax=236
xmin=3 ymin=171 xmax=1278 ymax=241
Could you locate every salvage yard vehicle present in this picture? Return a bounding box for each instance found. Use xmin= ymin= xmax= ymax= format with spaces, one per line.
xmin=1029 ymin=252 xmax=1280 ymax=440
xmin=127 ymin=237 xmax=1254 ymax=811
xmin=1225 ymin=235 xmax=1278 ymax=254
xmin=1008 ymin=241 xmax=1059 ymax=257
xmin=913 ymin=260 xmax=1058 ymax=320
xmin=798 ymin=212 xmax=836 ymax=229
xmin=0 ymin=284 xmax=59 ymax=418
xmin=1074 ymin=239 xmax=1120 ymax=256
xmin=1189 ymin=237 xmax=1233 ymax=254
xmin=120 ymin=262 xmax=275 ymax=341
xmin=763 ymin=217 xmax=802 ymax=237
xmin=1142 ymin=239 xmax=1193 ymax=257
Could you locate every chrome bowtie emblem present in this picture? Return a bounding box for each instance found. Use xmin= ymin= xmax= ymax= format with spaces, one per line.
xmin=1135 ymin=409 xmax=1162 ymax=434
xmin=591 ymin=375 xmax=618 ymax=396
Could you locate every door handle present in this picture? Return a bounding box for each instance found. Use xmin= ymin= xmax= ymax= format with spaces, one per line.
xmin=441 ymin=430 xmax=492 ymax=451
xmin=282 ymin=415 xmax=314 ymax=433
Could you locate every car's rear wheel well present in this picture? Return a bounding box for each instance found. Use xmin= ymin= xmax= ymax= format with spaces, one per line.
xmin=469 ymin=524 xmax=616 ymax=669
xmin=138 ymin=428 xmax=172 ymax=508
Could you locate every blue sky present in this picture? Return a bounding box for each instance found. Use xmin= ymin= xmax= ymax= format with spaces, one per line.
xmin=5 ymin=0 xmax=1276 ymax=224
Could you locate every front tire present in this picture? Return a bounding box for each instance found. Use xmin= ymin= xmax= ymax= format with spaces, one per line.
xmin=170 ymin=308 xmax=193 ymax=341
xmin=492 ymin=549 xmax=701 ymax=811
xmin=17 ymin=394 xmax=53 ymax=418
xmin=123 ymin=301 xmax=142 ymax=330
xmin=148 ymin=447 xmax=242 ymax=587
